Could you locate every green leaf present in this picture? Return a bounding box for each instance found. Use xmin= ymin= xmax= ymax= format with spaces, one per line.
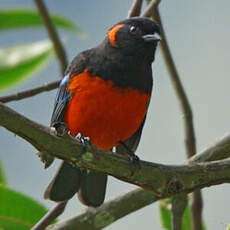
xmin=0 ymin=9 xmax=84 ymax=36
xmin=159 ymin=198 xmax=206 ymax=230
xmin=0 ymin=185 xmax=47 ymax=230
xmin=0 ymin=155 xmax=7 ymax=186
xmin=0 ymin=40 xmax=53 ymax=91
xmin=182 ymin=204 xmax=192 ymax=230
xmin=159 ymin=199 xmax=172 ymax=230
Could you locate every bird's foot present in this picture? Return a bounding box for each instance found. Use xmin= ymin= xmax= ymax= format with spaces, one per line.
xmin=127 ymin=151 xmax=141 ymax=175
xmin=75 ymin=132 xmax=91 ymax=146
xmin=50 ymin=122 xmax=68 ymax=137
xmin=119 ymin=142 xmax=141 ymax=175
xmin=74 ymin=132 xmax=91 ymax=155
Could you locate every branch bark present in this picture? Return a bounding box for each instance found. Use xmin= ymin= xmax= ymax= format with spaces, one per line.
xmin=1 ymin=103 xmax=230 ymax=196
xmin=45 ymin=132 xmax=230 ymax=230
xmin=47 ymin=189 xmax=160 ymax=230
xmin=1 ymin=103 xmax=230 ymax=229
xmin=172 ymin=194 xmax=187 ymax=230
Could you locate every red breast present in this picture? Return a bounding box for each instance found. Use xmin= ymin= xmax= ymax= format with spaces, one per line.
xmin=65 ymin=70 xmax=150 ymax=150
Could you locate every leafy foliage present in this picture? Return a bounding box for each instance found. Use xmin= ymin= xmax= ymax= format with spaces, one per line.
xmin=0 ymin=185 xmax=48 ymax=230
xmin=0 ymin=156 xmax=7 ymax=186
xmin=0 ymin=9 xmax=84 ymax=36
xmin=0 ymin=40 xmax=53 ymax=91
xmin=159 ymin=198 xmax=206 ymax=230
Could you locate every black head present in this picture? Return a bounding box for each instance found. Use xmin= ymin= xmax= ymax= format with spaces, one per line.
xmin=106 ymin=17 xmax=161 ymax=62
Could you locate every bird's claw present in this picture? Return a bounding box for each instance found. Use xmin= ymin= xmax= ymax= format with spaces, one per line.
xmin=118 ymin=141 xmax=141 ymax=176
xmin=51 ymin=123 xmax=68 ymax=136
xmin=128 ymin=153 xmax=141 ymax=176
xmin=75 ymin=133 xmax=91 ymax=146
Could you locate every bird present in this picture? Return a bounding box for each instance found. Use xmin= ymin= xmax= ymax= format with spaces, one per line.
xmin=44 ymin=17 xmax=161 ymax=207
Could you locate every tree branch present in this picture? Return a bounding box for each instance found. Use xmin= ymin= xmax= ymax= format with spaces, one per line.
xmin=172 ymin=194 xmax=187 ymax=230
xmin=1 ymin=103 xmax=230 ymax=196
xmin=45 ymin=132 xmax=230 ymax=230
xmin=31 ymin=201 xmax=67 ymax=230
xmin=128 ymin=0 xmax=143 ymax=18
xmin=141 ymin=0 xmax=161 ymax=17
xmin=47 ymin=188 xmax=160 ymax=230
xmin=34 ymin=0 xmax=67 ymax=75
xmin=0 ymin=80 xmax=60 ymax=103
xmin=143 ymin=1 xmax=202 ymax=229
xmin=189 ymin=133 xmax=230 ymax=163
xmin=1 ymin=102 xmax=230 ymax=229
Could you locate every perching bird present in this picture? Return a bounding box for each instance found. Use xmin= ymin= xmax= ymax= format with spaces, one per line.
xmin=44 ymin=17 xmax=161 ymax=207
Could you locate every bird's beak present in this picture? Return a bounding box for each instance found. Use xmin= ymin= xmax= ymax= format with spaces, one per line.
xmin=142 ymin=33 xmax=161 ymax=42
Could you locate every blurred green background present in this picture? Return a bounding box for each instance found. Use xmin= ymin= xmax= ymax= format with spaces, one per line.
xmin=0 ymin=0 xmax=230 ymax=229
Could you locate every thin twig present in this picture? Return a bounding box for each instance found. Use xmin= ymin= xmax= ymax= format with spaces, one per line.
xmin=128 ymin=0 xmax=143 ymax=18
xmin=34 ymin=0 xmax=67 ymax=75
xmin=0 ymin=80 xmax=60 ymax=103
xmin=31 ymin=201 xmax=67 ymax=230
xmin=32 ymin=1 xmax=68 ymax=229
xmin=142 ymin=1 xmax=203 ymax=229
xmin=141 ymin=0 xmax=160 ymax=17
xmin=143 ymin=0 xmax=197 ymax=158
xmin=153 ymin=7 xmax=196 ymax=158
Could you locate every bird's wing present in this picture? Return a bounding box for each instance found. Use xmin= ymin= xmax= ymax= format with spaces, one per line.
xmin=50 ymin=53 xmax=89 ymax=127
xmin=116 ymin=115 xmax=147 ymax=154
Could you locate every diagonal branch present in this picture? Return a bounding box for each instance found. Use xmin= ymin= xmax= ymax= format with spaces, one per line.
xmin=0 ymin=80 xmax=60 ymax=103
xmin=46 ymin=132 xmax=230 ymax=230
xmin=1 ymin=103 xmax=230 ymax=196
xmin=34 ymin=0 xmax=67 ymax=75
xmin=47 ymin=188 xmax=160 ymax=230
xmin=128 ymin=0 xmax=143 ymax=18
xmin=143 ymin=1 xmax=202 ymax=229
xmin=141 ymin=0 xmax=161 ymax=17
xmin=31 ymin=201 xmax=67 ymax=230
xmin=144 ymin=0 xmax=196 ymax=159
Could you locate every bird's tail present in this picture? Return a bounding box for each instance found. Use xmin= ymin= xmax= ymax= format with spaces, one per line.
xmin=44 ymin=161 xmax=107 ymax=207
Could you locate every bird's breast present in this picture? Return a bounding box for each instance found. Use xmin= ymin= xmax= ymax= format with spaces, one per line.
xmin=65 ymin=70 xmax=151 ymax=150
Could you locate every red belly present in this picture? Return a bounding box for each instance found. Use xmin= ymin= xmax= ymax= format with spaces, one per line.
xmin=65 ymin=71 xmax=150 ymax=150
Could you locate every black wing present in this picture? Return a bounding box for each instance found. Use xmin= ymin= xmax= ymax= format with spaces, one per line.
xmin=50 ymin=52 xmax=89 ymax=128
xmin=116 ymin=115 xmax=146 ymax=154
xmin=50 ymin=73 xmax=71 ymax=127
xmin=116 ymin=98 xmax=151 ymax=155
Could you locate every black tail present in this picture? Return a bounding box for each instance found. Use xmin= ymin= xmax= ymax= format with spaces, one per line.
xmin=44 ymin=161 xmax=107 ymax=207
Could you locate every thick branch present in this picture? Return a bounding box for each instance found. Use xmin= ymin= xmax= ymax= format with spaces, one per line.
xmin=45 ymin=132 xmax=230 ymax=230
xmin=1 ymin=103 xmax=230 ymax=196
xmin=34 ymin=0 xmax=67 ymax=74
xmin=0 ymin=80 xmax=60 ymax=103
xmin=47 ymin=188 xmax=160 ymax=230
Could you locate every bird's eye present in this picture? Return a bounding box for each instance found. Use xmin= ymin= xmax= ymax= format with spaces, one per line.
xmin=130 ymin=26 xmax=137 ymax=34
